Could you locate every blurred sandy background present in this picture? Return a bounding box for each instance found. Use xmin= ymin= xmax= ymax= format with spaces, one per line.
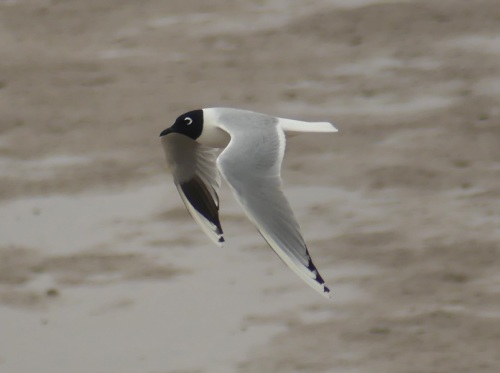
xmin=1 ymin=0 xmax=499 ymax=372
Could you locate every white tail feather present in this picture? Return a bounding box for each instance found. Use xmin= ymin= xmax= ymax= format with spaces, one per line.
xmin=277 ymin=118 xmax=338 ymax=134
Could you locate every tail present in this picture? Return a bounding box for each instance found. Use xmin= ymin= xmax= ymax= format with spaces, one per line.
xmin=277 ymin=118 xmax=338 ymax=134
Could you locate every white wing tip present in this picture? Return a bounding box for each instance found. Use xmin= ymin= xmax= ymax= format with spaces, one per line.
xmin=215 ymin=235 xmax=225 ymax=248
xmin=204 ymin=227 xmax=225 ymax=247
xmin=311 ymin=274 xmax=332 ymax=299
xmin=321 ymin=285 xmax=332 ymax=299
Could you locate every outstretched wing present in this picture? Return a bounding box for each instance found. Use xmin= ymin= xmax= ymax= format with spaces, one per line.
xmin=161 ymin=133 xmax=224 ymax=246
xmin=215 ymin=110 xmax=331 ymax=298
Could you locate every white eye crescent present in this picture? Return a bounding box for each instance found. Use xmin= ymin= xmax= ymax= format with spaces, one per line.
xmin=184 ymin=117 xmax=193 ymax=125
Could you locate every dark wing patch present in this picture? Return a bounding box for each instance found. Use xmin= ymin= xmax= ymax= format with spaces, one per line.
xmin=307 ymin=255 xmax=330 ymax=294
xmin=180 ymin=175 xmax=223 ymax=238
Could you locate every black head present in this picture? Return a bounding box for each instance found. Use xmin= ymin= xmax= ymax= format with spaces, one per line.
xmin=159 ymin=109 xmax=204 ymax=140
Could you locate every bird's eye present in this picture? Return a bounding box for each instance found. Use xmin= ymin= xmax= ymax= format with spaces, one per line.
xmin=184 ymin=117 xmax=193 ymax=125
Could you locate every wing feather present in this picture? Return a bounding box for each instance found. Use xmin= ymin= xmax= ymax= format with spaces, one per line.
xmin=215 ymin=112 xmax=331 ymax=298
xmin=161 ymin=133 xmax=224 ymax=246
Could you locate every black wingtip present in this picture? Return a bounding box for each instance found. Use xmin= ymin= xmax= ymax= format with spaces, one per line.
xmin=307 ymin=257 xmax=327 ymax=285
xmin=307 ymin=257 xmax=332 ymax=299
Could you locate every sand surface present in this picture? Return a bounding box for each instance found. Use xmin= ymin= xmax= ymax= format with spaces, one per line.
xmin=1 ymin=0 xmax=499 ymax=372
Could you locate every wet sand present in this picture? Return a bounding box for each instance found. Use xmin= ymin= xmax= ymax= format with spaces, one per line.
xmin=1 ymin=0 xmax=499 ymax=372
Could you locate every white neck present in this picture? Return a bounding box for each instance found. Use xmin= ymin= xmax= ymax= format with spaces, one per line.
xmin=197 ymin=108 xmax=231 ymax=148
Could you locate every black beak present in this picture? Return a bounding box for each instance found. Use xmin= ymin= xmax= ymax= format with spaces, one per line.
xmin=159 ymin=127 xmax=174 ymax=137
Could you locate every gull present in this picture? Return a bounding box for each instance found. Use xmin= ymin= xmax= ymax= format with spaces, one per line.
xmin=160 ymin=108 xmax=338 ymax=298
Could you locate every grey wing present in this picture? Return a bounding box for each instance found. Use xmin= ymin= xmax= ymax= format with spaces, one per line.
xmin=216 ymin=118 xmax=330 ymax=298
xmin=161 ymin=133 xmax=224 ymax=246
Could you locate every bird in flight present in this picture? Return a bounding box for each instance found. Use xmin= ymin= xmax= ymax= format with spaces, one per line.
xmin=160 ymin=108 xmax=338 ymax=298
